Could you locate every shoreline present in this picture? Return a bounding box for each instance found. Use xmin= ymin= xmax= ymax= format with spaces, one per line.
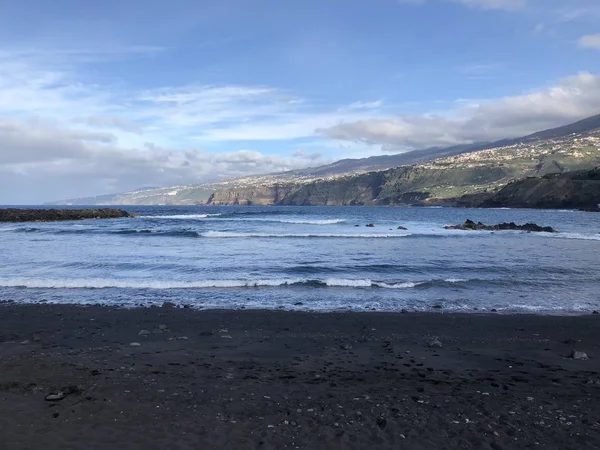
xmin=1 ymin=304 xmax=599 ymax=449
xmin=2 ymin=299 xmax=598 ymax=317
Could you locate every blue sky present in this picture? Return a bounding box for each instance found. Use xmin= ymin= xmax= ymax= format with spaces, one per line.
xmin=1 ymin=0 xmax=599 ymax=202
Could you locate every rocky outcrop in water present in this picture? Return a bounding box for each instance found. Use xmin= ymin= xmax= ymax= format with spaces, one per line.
xmin=445 ymin=219 xmax=556 ymax=233
xmin=0 ymin=208 xmax=133 ymax=223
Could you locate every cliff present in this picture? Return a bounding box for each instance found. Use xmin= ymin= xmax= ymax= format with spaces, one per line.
xmin=479 ymin=168 xmax=600 ymax=210
xmin=206 ymin=123 xmax=600 ymax=207
xmin=207 ymin=184 xmax=298 ymax=205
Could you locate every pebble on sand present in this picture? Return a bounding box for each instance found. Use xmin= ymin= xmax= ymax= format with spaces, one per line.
xmin=130 ymin=342 xmax=142 ymax=347
xmin=571 ymin=350 xmax=589 ymax=360
xmin=427 ymin=338 xmax=443 ymax=349
xmin=45 ymin=392 xmax=66 ymax=402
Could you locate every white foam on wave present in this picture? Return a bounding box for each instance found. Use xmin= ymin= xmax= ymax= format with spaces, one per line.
xmin=444 ymin=278 xmax=469 ymax=283
xmin=376 ymin=281 xmax=421 ymax=289
xmin=324 ymin=278 xmax=372 ymax=287
xmin=192 ymin=217 xmax=348 ymax=225
xmin=551 ymin=232 xmax=600 ymax=241
xmin=0 ymin=277 xmax=425 ymax=290
xmin=201 ymin=231 xmax=410 ymax=238
xmin=141 ymin=214 xmax=222 ymax=220
xmin=0 ymin=227 xmax=18 ymax=232
xmin=272 ymin=219 xmax=347 ymax=225
xmin=322 ymin=279 xmax=421 ymax=289
xmin=0 ymin=278 xmax=303 ymax=289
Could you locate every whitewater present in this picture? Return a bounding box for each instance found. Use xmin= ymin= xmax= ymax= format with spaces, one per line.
xmin=1 ymin=205 xmax=599 ymax=314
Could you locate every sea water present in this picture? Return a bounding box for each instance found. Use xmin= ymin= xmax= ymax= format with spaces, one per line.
xmin=0 ymin=206 xmax=599 ymax=314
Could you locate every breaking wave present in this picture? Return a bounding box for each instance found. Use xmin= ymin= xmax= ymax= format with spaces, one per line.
xmin=550 ymin=232 xmax=600 ymax=241
xmin=250 ymin=218 xmax=347 ymax=225
xmin=140 ymin=214 xmax=222 ymax=219
xmin=0 ymin=277 xmax=474 ymax=290
xmin=201 ymin=231 xmax=409 ymax=239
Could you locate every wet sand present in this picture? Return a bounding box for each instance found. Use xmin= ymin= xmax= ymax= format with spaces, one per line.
xmin=1 ymin=304 xmax=599 ymax=449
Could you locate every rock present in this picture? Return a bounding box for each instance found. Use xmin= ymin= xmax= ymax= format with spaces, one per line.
xmin=63 ymin=385 xmax=82 ymax=395
xmin=20 ymin=340 xmax=30 ymax=345
xmin=445 ymin=219 xmax=556 ymax=233
xmin=45 ymin=392 xmax=66 ymax=402
xmin=31 ymin=334 xmax=41 ymax=343
xmin=129 ymin=342 xmax=141 ymax=347
xmin=432 ymin=305 xmax=443 ymax=309
xmin=571 ymin=350 xmax=589 ymax=360
xmin=491 ymin=309 xmax=498 ymax=312
xmin=563 ymin=338 xmax=578 ymax=345
xmin=397 ymin=226 xmax=408 ymax=230
xmin=401 ymin=309 xmax=408 ymax=314
xmin=366 ymin=223 xmax=375 ymax=227
xmin=427 ymin=338 xmax=443 ymax=348
xmin=593 ymin=311 xmax=599 ymax=315
xmin=340 ymin=343 xmax=353 ymax=350
xmin=200 ymin=331 xmax=213 ymax=336
xmin=294 ymin=302 xmax=304 ymax=306
xmin=376 ymin=417 xmax=387 ymax=429
xmin=158 ymin=324 xmax=169 ymax=331
xmin=162 ymin=302 xmax=176 ymax=308
xmin=354 ymin=224 xmax=360 ymax=227
xmin=138 ymin=330 xmax=150 ymax=336
xmin=0 ymin=208 xmax=132 ymax=223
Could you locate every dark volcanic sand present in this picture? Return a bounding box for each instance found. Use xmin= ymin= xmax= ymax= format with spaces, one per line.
xmin=1 ymin=305 xmax=599 ymax=450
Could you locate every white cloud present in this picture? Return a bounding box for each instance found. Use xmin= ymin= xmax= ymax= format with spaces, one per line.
xmin=0 ymin=50 xmax=341 ymax=202
xmin=578 ymin=34 xmax=600 ymax=50
xmin=0 ymin=117 xmax=320 ymax=202
xmin=0 ymin=48 xmax=385 ymax=201
xmin=318 ymin=72 xmax=600 ymax=150
xmin=398 ymin=0 xmax=526 ymax=11
xmin=73 ymin=116 xmax=143 ymax=133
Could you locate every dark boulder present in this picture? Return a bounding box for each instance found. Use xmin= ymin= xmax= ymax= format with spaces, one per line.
xmin=366 ymin=223 xmax=375 ymax=227
xmin=397 ymin=226 xmax=408 ymax=230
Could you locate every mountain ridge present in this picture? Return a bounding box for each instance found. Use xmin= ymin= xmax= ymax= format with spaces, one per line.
xmin=49 ymin=113 xmax=600 ymax=206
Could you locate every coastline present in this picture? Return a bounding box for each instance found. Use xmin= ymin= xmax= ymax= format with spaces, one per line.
xmin=2 ymin=304 xmax=599 ymax=449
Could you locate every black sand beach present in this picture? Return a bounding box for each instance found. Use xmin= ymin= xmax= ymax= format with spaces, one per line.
xmin=1 ymin=305 xmax=599 ymax=449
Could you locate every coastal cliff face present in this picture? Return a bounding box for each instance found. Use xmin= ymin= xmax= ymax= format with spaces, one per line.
xmin=279 ymin=172 xmax=386 ymax=206
xmin=207 ymin=184 xmax=298 ymax=205
xmin=277 ymin=165 xmax=510 ymax=206
xmin=206 ymin=125 xmax=600 ymax=207
xmin=479 ymin=168 xmax=600 ymax=210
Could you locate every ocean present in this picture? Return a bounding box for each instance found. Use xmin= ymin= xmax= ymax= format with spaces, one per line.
xmin=1 ymin=206 xmax=599 ymax=314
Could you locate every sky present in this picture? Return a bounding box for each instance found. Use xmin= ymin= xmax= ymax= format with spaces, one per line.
xmin=1 ymin=0 xmax=600 ymax=203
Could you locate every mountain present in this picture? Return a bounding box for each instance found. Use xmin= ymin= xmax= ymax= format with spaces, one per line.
xmin=210 ymin=118 xmax=600 ymax=206
xmin=46 ymin=143 xmax=490 ymax=205
xmin=49 ymin=114 xmax=600 ymax=206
